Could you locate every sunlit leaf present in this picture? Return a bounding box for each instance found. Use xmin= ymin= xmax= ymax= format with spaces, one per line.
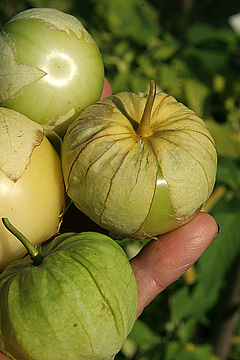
xmin=94 ymin=0 xmax=160 ymax=45
xmin=216 ymin=157 xmax=240 ymax=191
xmin=186 ymin=23 xmax=238 ymax=47
xmin=171 ymin=209 xmax=240 ymax=324
xmin=183 ymin=79 xmax=210 ymax=117
xmin=205 ymin=120 xmax=240 ymax=160
xmin=165 ymin=341 xmax=214 ymax=360
xmin=127 ymin=319 xmax=160 ymax=350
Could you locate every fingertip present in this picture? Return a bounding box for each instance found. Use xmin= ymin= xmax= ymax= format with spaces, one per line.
xmin=181 ymin=212 xmax=219 ymax=247
xmin=100 ymin=78 xmax=112 ymax=99
xmin=131 ymin=212 xmax=219 ymax=318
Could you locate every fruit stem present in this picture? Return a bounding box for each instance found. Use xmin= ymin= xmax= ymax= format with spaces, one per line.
xmin=137 ymin=80 xmax=156 ymax=137
xmin=2 ymin=218 xmax=43 ymax=266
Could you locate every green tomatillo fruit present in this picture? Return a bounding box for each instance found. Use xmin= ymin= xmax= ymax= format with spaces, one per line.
xmin=0 ymin=107 xmax=65 ymax=271
xmin=62 ymin=80 xmax=217 ymax=239
xmin=0 ymin=8 xmax=105 ymax=137
xmin=0 ymin=218 xmax=138 ymax=360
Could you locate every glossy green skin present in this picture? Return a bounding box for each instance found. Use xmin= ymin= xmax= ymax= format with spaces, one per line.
xmin=0 ymin=232 xmax=138 ymax=360
xmin=143 ymin=167 xmax=183 ymax=236
xmin=3 ymin=19 xmax=104 ymax=135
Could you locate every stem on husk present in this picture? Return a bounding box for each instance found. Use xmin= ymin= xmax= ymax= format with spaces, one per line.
xmin=2 ymin=218 xmax=43 ymax=265
xmin=137 ymin=80 xmax=156 ymax=137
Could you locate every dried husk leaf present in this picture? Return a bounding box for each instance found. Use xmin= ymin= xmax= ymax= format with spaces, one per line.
xmin=0 ymin=31 xmax=46 ymax=104
xmin=7 ymin=8 xmax=97 ymax=44
xmin=62 ymin=91 xmax=217 ymax=238
xmin=0 ymin=108 xmax=44 ymax=182
xmin=43 ymin=107 xmax=81 ymax=139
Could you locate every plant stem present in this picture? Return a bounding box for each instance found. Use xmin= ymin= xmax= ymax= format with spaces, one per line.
xmin=137 ymin=80 xmax=156 ymax=137
xmin=2 ymin=218 xmax=43 ymax=266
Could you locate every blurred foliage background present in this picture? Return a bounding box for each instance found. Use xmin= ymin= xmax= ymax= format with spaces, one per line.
xmin=1 ymin=1 xmax=239 ymax=359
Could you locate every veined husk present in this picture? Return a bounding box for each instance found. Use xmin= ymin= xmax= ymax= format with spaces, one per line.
xmin=0 ymin=232 xmax=138 ymax=360
xmin=62 ymin=90 xmax=217 ymax=239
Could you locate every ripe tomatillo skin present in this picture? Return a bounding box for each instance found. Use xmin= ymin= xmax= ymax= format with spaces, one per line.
xmin=62 ymin=83 xmax=217 ymax=239
xmin=0 ymin=107 xmax=65 ymax=271
xmin=0 ymin=231 xmax=138 ymax=360
xmin=0 ymin=8 xmax=105 ymax=137
xmin=0 ymin=137 xmax=65 ymax=271
xmin=142 ymin=167 xmax=196 ymax=237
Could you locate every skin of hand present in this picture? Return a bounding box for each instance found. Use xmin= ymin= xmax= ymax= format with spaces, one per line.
xmin=0 ymin=81 xmax=219 ymax=359
xmin=131 ymin=212 xmax=219 ymax=318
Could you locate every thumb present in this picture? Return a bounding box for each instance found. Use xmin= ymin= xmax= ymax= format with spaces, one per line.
xmin=130 ymin=212 xmax=219 ymax=318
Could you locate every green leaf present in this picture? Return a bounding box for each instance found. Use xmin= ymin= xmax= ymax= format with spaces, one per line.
xmin=171 ymin=210 xmax=240 ymax=324
xmin=186 ymin=23 xmax=238 ymax=47
xmin=183 ymin=79 xmax=210 ymax=118
xmin=156 ymin=63 xmax=184 ymax=99
xmin=177 ymin=319 xmax=198 ymax=343
xmin=183 ymin=46 xmax=229 ymax=74
xmin=127 ymin=319 xmax=161 ymax=350
xmin=216 ymin=157 xmax=240 ymax=191
xmin=150 ymin=40 xmax=179 ymax=61
xmin=165 ymin=341 xmax=214 ymax=360
xmin=205 ymin=120 xmax=240 ymax=160
xmin=197 ymin=209 xmax=240 ymax=290
xmin=94 ymin=0 xmax=160 ymax=45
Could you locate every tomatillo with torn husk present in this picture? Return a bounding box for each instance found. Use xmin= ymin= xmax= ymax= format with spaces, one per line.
xmin=62 ymin=81 xmax=217 ymax=239
xmin=0 ymin=107 xmax=65 ymax=271
xmin=0 ymin=8 xmax=104 ymax=137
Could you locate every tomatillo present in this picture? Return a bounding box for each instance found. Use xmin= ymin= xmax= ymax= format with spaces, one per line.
xmin=0 ymin=8 xmax=105 ymax=137
xmin=0 ymin=219 xmax=138 ymax=360
xmin=62 ymin=81 xmax=217 ymax=239
xmin=0 ymin=108 xmax=65 ymax=271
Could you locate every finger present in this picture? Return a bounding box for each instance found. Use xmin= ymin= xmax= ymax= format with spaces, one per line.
xmin=130 ymin=212 xmax=219 ymax=318
xmin=100 ymin=77 xmax=112 ymax=99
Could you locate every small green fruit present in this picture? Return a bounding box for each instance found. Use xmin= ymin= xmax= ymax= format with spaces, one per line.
xmin=0 ymin=8 xmax=105 ymax=137
xmin=0 ymin=219 xmax=138 ymax=360
xmin=62 ymin=81 xmax=217 ymax=239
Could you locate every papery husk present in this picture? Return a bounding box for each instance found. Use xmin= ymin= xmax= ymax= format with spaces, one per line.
xmin=0 ymin=107 xmax=44 ymax=182
xmin=6 ymin=7 xmax=97 ymax=43
xmin=62 ymin=90 xmax=217 ymax=239
xmin=0 ymin=30 xmax=46 ymax=104
xmin=0 ymin=232 xmax=138 ymax=360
